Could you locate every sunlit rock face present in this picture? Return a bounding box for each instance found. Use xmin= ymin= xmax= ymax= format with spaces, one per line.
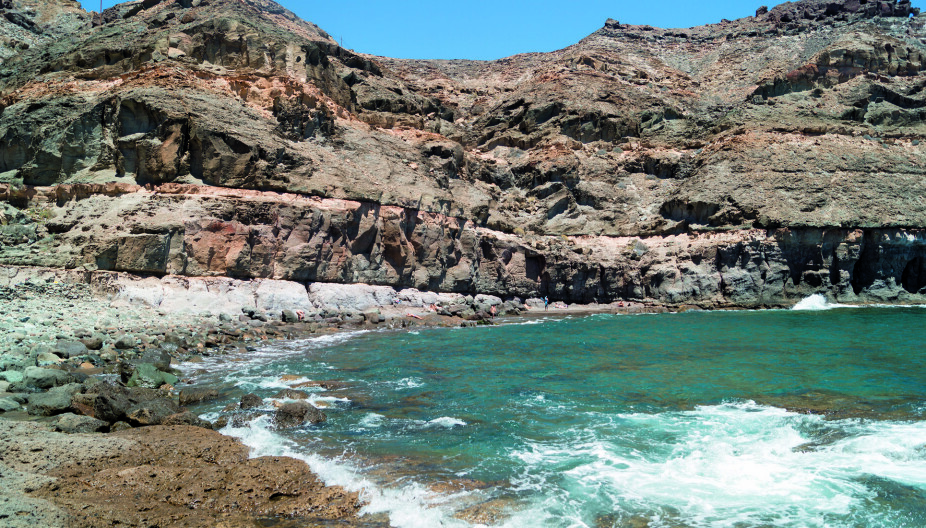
xmin=3 ymin=0 xmax=926 ymax=306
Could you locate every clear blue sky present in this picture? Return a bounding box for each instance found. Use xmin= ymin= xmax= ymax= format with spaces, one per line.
xmin=79 ymin=1 xmax=924 ymax=60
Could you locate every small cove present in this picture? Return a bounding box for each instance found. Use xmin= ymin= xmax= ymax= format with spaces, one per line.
xmin=183 ymin=304 xmax=926 ymax=528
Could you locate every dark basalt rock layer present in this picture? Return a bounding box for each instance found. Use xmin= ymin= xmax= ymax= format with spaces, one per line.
xmin=2 ymin=0 xmax=926 ymax=307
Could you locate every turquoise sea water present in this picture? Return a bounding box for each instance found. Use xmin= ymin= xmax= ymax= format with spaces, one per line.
xmin=185 ymin=301 xmax=926 ymax=528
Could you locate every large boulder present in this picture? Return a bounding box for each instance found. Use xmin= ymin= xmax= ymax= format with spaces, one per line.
xmin=114 ymin=334 xmax=136 ymax=350
xmin=253 ymin=279 xmax=314 ymax=313
xmin=397 ymin=289 xmax=463 ymax=307
xmin=80 ymin=334 xmax=105 ymax=351
xmin=36 ymin=351 xmax=64 ymax=367
xmin=474 ymin=294 xmax=503 ymax=307
xmin=0 ymin=370 xmax=24 ymax=384
xmin=178 ymin=387 xmax=220 ymax=406
xmin=272 ymin=389 xmax=309 ymax=400
xmin=139 ymin=350 xmax=172 ymax=371
xmin=72 ymin=384 xmax=181 ymax=429
xmin=0 ymin=397 xmax=20 ymax=412
xmin=26 ymin=384 xmax=82 ymax=416
xmin=161 ymin=411 xmax=212 ymax=429
xmin=71 ymin=384 xmax=128 ymax=423
xmin=54 ymin=413 xmax=109 ymax=434
xmin=126 ymin=398 xmax=181 ymax=426
xmin=23 ymin=366 xmax=70 ymax=389
xmin=239 ymin=393 xmax=263 ymax=410
xmin=273 ymin=401 xmax=326 ymax=428
xmin=121 ymin=362 xmax=179 ymax=389
xmin=52 ymin=340 xmax=89 ymax=359
xmin=308 ymin=283 xmax=397 ymax=312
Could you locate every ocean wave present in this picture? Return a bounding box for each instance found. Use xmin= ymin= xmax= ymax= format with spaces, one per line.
xmin=503 ymin=317 xmax=554 ymax=326
xmin=221 ymin=415 xmax=477 ymax=528
xmin=508 ymin=401 xmax=926 ymax=527
xmin=424 ymin=416 xmax=467 ymax=428
xmin=791 ymin=294 xmax=855 ymax=311
xmin=307 ymin=394 xmax=351 ymax=407
xmin=358 ymin=412 xmax=386 ymax=428
xmin=229 ymin=375 xmax=315 ymax=391
xmin=789 ymin=295 xmax=926 ymax=311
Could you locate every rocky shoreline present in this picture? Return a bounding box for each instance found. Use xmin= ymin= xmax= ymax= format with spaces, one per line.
xmin=0 ymin=263 xmax=653 ymax=526
xmin=1 ymin=0 xmax=926 ymax=524
xmin=0 ymin=260 xmax=918 ymax=525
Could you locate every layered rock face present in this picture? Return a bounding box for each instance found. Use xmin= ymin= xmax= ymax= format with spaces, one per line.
xmin=2 ymin=0 xmax=926 ymax=307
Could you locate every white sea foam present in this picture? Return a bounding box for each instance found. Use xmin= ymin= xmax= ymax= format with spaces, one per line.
xmin=504 ymin=317 xmax=555 ymax=326
xmin=307 ymin=394 xmax=351 ymax=407
xmin=210 ymin=387 xmax=926 ymax=528
xmin=177 ymin=330 xmax=368 ymax=376
xmin=506 ymin=401 xmax=926 ymax=527
xmin=232 ymin=375 xmax=315 ymax=391
xmin=791 ymin=294 xmax=853 ymax=311
xmin=394 ymin=377 xmax=425 ymax=389
xmin=222 ymin=415 xmax=476 ymax=528
xmin=358 ymin=412 xmax=386 ymax=428
xmin=260 ymin=392 xmax=351 ymax=409
xmin=425 ymin=416 xmax=467 ymax=428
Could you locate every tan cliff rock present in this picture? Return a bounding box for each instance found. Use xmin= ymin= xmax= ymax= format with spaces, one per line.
xmin=2 ymin=0 xmax=926 ymax=306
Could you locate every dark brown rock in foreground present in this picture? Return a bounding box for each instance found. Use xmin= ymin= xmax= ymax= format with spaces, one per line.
xmin=0 ymin=419 xmax=363 ymax=527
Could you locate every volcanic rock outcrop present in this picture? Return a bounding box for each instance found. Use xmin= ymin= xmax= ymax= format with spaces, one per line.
xmin=2 ymin=0 xmax=926 ymax=306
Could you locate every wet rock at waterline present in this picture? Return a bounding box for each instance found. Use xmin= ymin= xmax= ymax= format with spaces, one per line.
xmin=240 ymin=393 xmax=264 ymax=410
xmin=178 ymin=387 xmax=220 ymax=406
xmin=121 ymin=363 xmax=179 ymax=389
xmin=274 ymin=401 xmax=327 ymax=428
xmin=272 ymin=388 xmax=310 ymax=400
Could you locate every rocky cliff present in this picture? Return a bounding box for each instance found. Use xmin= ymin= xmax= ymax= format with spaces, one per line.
xmin=2 ymin=0 xmax=926 ymax=307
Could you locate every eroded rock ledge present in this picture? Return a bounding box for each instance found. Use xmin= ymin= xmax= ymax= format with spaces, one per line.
xmin=3 ymin=182 xmax=926 ymax=307
xmin=2 ymin=0 xmax=926 ymax=308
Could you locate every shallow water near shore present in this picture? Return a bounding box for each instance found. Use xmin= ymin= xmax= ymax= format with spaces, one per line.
xmin=184 ymin=303 xmax=926 ymax=528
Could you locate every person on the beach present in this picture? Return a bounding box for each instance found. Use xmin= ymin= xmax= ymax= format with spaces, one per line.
xmin=489 ymin=305 xmax=497 ymax=317
xmin=543 ymin=296 xmax=549 ymax=310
